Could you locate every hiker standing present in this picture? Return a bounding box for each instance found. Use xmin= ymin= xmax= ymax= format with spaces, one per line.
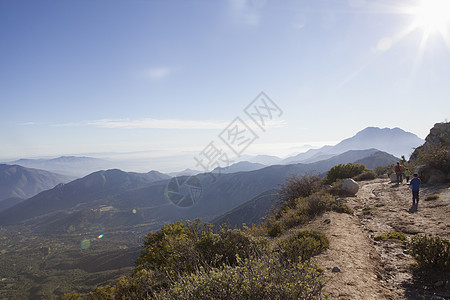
xmin=394 ymin=162 xmax=403 ymax=184
xmin=409 ymin=173 xmax=421 ymax=206
xmin=405 ymin=168 xmax=411 ymax=183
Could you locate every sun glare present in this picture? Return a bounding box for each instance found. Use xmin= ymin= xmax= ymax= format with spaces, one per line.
xmin=412 ymin=0 xmax=450 ymax=34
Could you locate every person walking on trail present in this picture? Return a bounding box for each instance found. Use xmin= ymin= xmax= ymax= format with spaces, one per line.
xmin=394 ymin=162 xmax=403 ymax=184
xmin=405 ymin=168 xmax=411 ymax=183
xmin=408 ymin=173 xmax=421 ymax=206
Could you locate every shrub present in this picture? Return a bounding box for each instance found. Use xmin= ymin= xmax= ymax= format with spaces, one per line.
xmin=136 ymin=219 xmax=267 ymax=276
xmin=206 ymin=227 xmax=268 ymax=267
xmin=328 ymin=178 xmax=345 ymax=196
xmin=135 ymin=220 xmax=202 ymax=275
xmin=275 ymin=229 xmax=329 ymax=263
xmin=61 ymin=293 xmax=82 ymax=300
xmin=157 ymin=257 xmax=325 ymax=300
xmin=424 ymin=195 xmax=439 ymax=201
xmin=265 ymin=192 xmax=352 ymax=236
xmin=266 ymin=220 xmax=283 ymax=238
xmin=374 ymin=164 xmax=395 ymax=177
xmin=330 ymin=199 xmax=354 ymax=214
xmin=325 ymin=163 xmax=367 ymax=184
xmin=303 ymin=192 xmax=334 ymax=217
xmin=277 ymin=174 xmax=322 ymax=209
xmin=353 ymin=170 xmax=377 ymax=181
xmin=374 ymin=231 xmax=406 ymax=242
xmin=362 ymin=207 xmax=375 ymax=216
xmin=408 ymin=235 xmax=450 ymax=270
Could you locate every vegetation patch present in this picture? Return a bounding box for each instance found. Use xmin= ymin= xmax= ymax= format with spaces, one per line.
xmin=424 ymin=194 xmax=439 ymax=201
xmin=324 ymin=163 xmax=367 ymax=184
xmin=266 ymin=191 xmax=352 ymax=237
xmin=277 ymin=174 xmax=322 ymax=210
xmin=374 ymin=231 xmax=406 ymax=242
xmin=362 ymin=207 xmax=376 ymax=216
xmin=275 ymin=230 xmax=329 ymax=263
xmin=374 ymin=164 xmax=395 ymax=177
xmin=408 ymin=234 xmax=450 ymax=271
xmin=158 ymin=258 xmax=325 ymax=300
xmin=353 ymin=170 xmax=377 ymax=181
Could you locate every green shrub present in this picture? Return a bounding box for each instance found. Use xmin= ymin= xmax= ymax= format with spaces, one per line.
xmin=158 ymin=257 xmax=325 ymax=300
xmin=266 ymin=220 xmax=283 ymax=237
xmin=136 ymin=219 xmax=267 ymax=276
xmin=208 ymin=227 xmax=268 ymax=267
xmin=408 ymin=235 xmax=450 ymax=270
xmin=86 ymin=285 xmax=115 ymax=300
xmin=325 ymin=163 xmax=367 ymax=184
xmin=353 ymin=170 xmax=377 ymax=181
xmin=275 ymin=229 xmax=329 ymax=263
xmin=424 ymin=194 xmax=439 ymax=201
xmin=362 ymin=207 xmax=375 ymax=216
xmin=277 ymin=174 xmax=322 ymax=209
xmin=330 ymin=199 xmax=354 ymax=214
xmin=374 ymin=164 xmax=395 ymax=177
xmin=303 ymin=192 xmax=334 ymax=217
xmin=61 ymin=293 xmax=82 ymax=300
xmin=265 ymin=192 xmax=352 ymax=236
xmin=374 ymin=231 xmax=406 ymax=241
xmin=135 ymin=220 xmax=202 ymax=275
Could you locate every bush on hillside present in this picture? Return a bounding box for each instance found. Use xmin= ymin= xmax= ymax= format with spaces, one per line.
xmin=136 ymin=219 xmax=268 ymax=277
xmin=157 ymin=257 xmax=325 ymax=300
xmin=277 ymin=174 xmax=322 ymax=209
xmin=374 ymin=164 xmax=395 ymax=177
xmin=353 ymin=170 xmax=377 ymax=181
xmin=408 ymin=234 xmax=450 ymax=271
xmin=374 ymin=231 xmax=406 ymax=242
xmin=275 ymin=229 xmax=329 ymax=264
xmin=265 ymin=192 xmax=352 ymax=236
xmin=325 ymin=163 xmax=367 ymax=184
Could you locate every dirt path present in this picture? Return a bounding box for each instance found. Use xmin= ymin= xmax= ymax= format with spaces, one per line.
xmin=312 ymin=178 xmax=449 ymax=299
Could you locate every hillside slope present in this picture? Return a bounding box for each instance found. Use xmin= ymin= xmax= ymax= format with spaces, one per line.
xmin=0 ymin=164 xmax=73 ymax=201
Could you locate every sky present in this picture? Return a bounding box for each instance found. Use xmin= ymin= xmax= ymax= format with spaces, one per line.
xmin=1 ymin=0 xmax=449 ymax=172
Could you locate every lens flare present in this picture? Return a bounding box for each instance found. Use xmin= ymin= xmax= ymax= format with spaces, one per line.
xmin=97 ymin=234 xmax=104 ymax=239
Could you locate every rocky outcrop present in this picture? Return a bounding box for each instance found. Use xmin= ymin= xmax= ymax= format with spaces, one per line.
xmin=409 ymin=122 xmax=450 ymax=183
xmin=410 ymin=122 xmax=450 ymax=162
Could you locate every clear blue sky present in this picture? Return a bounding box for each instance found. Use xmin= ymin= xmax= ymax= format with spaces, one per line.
xmin=1 ymin=0 xmax=449 ymax=166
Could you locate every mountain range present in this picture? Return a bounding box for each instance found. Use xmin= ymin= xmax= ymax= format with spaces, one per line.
xmin=0 ymin=125 xmax=423 ymax=299
xmin=0 ymin=164 xmax=73 ymax=210
xmin=282 ymin=127 xmax=423 ymax=164
xmin=0 ymin=126 xmax=416 ymax=227
xmin=0 ymin=148 xmax=398 ymax=231
xmin=8 ymin=156 xmax=112 ymax=177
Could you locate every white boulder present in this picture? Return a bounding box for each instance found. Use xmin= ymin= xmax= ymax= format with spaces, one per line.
xmin=342 ymin=178 xmax=359 ymax=195
xmin=390 ymin=173 xmax=398 ymax=183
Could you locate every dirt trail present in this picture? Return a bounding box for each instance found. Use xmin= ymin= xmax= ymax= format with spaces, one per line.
xmin=312 ymin=178 xmax=449 ymax=299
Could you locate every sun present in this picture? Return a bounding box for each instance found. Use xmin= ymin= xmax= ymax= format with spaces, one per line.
xmin=411 ymin=0 xmax=450 ymax=35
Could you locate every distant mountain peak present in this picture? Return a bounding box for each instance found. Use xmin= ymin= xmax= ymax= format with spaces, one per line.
xmin=284 ymin=126 xmax=424 ymax=164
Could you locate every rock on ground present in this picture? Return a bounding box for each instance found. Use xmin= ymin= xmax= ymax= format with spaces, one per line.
xmin=342 ymin=178 xmax=359 ymax=195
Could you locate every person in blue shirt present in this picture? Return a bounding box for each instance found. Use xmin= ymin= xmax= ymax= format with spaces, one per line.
xmin=408 ymin=173 xmax=421 ymax=206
